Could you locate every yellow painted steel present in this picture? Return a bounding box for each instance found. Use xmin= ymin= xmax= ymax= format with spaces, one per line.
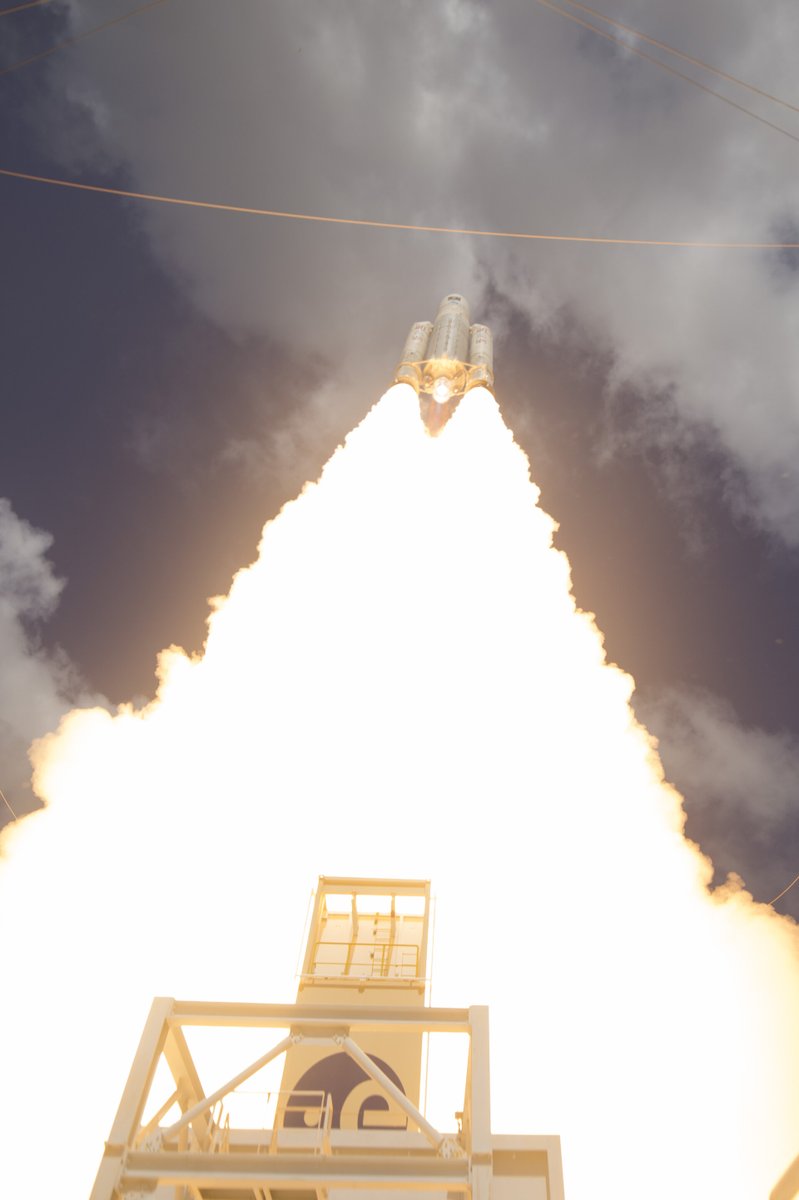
xmin=90 ymin=879 xmax=566 ymax=1200
xmin=279 ymin=878 xmax=430 ymax=1132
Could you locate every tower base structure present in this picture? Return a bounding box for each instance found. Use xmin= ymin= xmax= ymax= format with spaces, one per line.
xmin=91 ymin=879 xmax=565 ymax=1200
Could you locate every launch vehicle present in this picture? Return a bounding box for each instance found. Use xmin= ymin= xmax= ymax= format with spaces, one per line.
xmin=395 ymin=294 xmax=494 ymax=434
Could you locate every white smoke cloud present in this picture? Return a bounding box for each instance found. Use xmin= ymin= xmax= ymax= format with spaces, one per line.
xmin=636 ymin=683 xmax=799 ymax=903
xmin=47 ymin=0 xmax=799 ymax=540
xmin=0 ymin=499 xmax=105 ymax=825
xmin=640 ymin=686 xmax=799 ymax=823
xmin=1 ymin=390 xmax=798 ymax=1199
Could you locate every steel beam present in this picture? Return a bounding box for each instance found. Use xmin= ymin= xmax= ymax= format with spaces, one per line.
xmin=770 ymin=1153 xmax=799 ymax=1200
xmin=162 ymin=1021 xmax=211 ymax=1148
xmin=168 ymin=1001 xmax=470 ymax=1030
xmin=90 ymin=996 xmax=173 ymax=1200
xmin=466 ymin=1006 xmax=491 ymax=1200
xmin=119 ymin=1151 xmax=470 ymax=1191
xmin=339 ymin=1034 xmax=443 ymax=1150
xmin=163 ymin=1034 xmax=294 ymax=1140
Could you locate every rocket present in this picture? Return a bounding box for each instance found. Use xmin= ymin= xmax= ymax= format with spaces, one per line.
xmin=394 ymin=294 xmax=494 ymax=435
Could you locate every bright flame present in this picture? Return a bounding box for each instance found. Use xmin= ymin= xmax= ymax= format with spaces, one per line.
xmin=432 ymin=376 xmax=451 ymax=404
xmin=1 ymin=383 xmax=798 ymax=1198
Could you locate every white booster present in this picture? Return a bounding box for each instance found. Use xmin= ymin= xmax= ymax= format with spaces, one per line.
xmin=395 ymin=321 xmax=433 ymax=391
xmin=394 ymin=294 xmax=495 ymax=405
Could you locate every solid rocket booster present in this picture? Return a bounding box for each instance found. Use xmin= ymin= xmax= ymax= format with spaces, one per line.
xmin=395 ymin=294 xmax=494 ymax=435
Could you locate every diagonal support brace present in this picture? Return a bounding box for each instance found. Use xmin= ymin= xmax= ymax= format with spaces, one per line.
xmin=161 ymin=1033 xmax=298 ymax=1142
xmin=336 ymin=1034 xmax=456 ymax=1153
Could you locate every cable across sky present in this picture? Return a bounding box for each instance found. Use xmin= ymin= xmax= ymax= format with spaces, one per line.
xmin=530 ymin=0 xmax=799 ymax=145
xmin=0 ymin=0 xmax=169 ymax=78
xmin=1 ymin=166 xmax=798 ymax=249
xmin=557 ymin=0 xmax=799 ymax=115
xmin=0 ymin=0 xmax=53 ymax=15
xmin=770 ymin=872 xmax=799 ymax=906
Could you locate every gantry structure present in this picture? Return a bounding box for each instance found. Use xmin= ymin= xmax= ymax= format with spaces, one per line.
xmin=91 ymin=877 xmax=565 ymax=1200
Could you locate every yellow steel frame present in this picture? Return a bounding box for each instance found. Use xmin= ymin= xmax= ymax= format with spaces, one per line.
xmin=90 ymin=999 xmax=564 ymax=1200
xmin=300 ymin=877 xmax=431 ymax=989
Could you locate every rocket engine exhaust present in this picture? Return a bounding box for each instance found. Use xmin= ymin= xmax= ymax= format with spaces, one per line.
xmin=394 ymin=294 xmax=494 ymax=435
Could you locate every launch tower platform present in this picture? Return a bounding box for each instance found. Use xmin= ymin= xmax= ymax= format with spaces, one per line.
xmin=91 ymin=877 xmax=565 ymax=1200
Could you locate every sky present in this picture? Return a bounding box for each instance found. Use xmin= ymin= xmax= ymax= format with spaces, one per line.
xmin=1 ymin=2 xmax=798 ymax=917
xmin=2 ymin=2 xmax=799 ymax=1194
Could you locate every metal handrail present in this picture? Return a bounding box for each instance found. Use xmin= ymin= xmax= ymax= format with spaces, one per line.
xmin=270 ymin=1089 xmax=330 ymax=1154
xmin=195 ymin=1089 xmax=332 ymax=1156
xmin=309 ymin=940 xmax=420 ymax=979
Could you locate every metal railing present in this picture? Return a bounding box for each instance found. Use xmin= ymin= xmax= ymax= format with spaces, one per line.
xmin=309 ymin=940 xmax=420 ymax=979
xmin=198 ymin=1089 xmax=333 ymax=1156
xmin=272 ymin=1089 xmax=332 ymax=1155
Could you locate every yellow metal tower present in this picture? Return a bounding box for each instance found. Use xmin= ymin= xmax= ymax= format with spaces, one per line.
xmin=91 ymin=877 xmax=565 ymax=1200
xmin=279 ymin=877 xmax=429 ymax=1134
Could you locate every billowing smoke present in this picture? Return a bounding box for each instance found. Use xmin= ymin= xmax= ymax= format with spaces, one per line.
xmin=636 ymin=683 xmax=799 ymax=905
xmin=1 ymin=386 xmax=798 ymax=1198
xmin=47 ymin=0 xmax=799 ymax=542
xmin=0 ymin=498 xmax=104 ymax=823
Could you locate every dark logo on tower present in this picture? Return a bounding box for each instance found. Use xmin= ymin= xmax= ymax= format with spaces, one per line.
xmin=285 ymin=1052 xmax=407 ymax=1131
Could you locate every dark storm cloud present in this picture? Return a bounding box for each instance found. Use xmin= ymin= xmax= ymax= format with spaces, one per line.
xmin=50 ymin=0 xmax=799 ymax=541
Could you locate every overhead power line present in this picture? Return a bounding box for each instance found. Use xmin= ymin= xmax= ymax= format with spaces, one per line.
xmin=560 ymin=0 xmax=799 ymax=115
xmin=770 ymin=872 xmax=799 ymax=907
xmin=1 ymin=165 xmax=798 ymax=248
xmin=0 ymin=0 xmax=168 ymax=78
xmin=530 ymin=0 xmax=799 ymax=146
xmin=0 ymin=0 xmax=53 ymax=15
xmin=0 ymin=787 xmax=18 ymax=821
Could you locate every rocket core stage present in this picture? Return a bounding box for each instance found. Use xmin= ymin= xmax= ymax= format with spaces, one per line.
xmin=394 ymin=294 xmax=494 ymax=435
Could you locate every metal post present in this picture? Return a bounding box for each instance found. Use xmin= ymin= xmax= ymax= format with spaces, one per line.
xmin=467 ymin=1006 xmax=492 ymax=1200
xmin=89 ymin=996 xmax=174 ymax=1200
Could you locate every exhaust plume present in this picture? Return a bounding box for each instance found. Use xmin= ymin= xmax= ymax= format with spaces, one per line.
xmin=1 ymin=384 xmax=797 ymax=1198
